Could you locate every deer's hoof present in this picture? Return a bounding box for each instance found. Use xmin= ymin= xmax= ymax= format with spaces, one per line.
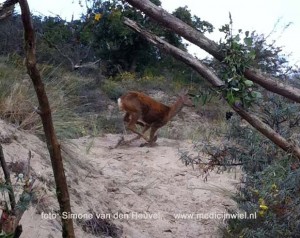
xmin=113 ymin=136 xmax=128 ymax=148
xmin=139 ymin=142 xmax=157 ymax=147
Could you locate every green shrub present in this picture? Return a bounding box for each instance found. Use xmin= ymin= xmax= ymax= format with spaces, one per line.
xmin=222 ymin=94 xmax=300 ymax=237
xmin=177 ymin=88 xmax=300 ymax=237
xmin=101 ymin=80 xmax=125 ymax=100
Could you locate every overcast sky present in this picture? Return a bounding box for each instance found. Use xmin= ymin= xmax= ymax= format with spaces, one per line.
xmin=17 ymin=0 xmax=300 ymax=65
xmin=161 ymin=0 xmax=300 ymax=65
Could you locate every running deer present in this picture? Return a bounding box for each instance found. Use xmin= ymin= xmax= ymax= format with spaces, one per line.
xmin=117 ymin=89 xmax=193 ymax=146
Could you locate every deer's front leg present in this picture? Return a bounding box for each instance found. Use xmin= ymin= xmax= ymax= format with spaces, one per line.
xmin=128 ymin=124 xmax=151 ymax=143
xmin=125 ymin=113 xmax=149 ymax=142
xmin=140 ymin=126 xmax=158 ymax=147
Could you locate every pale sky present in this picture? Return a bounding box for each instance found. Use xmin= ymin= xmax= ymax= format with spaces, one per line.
xmin=15 ymin=0 xmax=300 ymax=66
xmin=161 ymin=0 xmax=300 ymax=65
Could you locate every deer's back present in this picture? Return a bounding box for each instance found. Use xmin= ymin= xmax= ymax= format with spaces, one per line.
xmin=119 ymin=91 xmax=170 ymax=124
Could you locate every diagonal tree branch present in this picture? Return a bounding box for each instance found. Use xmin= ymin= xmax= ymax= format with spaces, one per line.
xmin=124 ymin=17 xmax=224 ymax=87
xmin=124 ymin=0 xmax=300 ymax=104
xmin=243 ymin=68 xmax=300 ymax=101
xmin=125 ymin=0 xmax=222 ymax=60
xmin=232 ymin=104 xmax=300 ymax=158
xmin=123 ymin=17 xmax=300 ymax=160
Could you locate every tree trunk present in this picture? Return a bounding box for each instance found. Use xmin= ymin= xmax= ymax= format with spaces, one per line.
xmin=124 ymin=0 xmax=300 ymax=103
xmin=18 ymin=0 xmax=75 ymax=237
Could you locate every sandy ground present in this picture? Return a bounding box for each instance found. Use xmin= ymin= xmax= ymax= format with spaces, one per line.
xmin=0 ymin=120 xmax=240 ymax=238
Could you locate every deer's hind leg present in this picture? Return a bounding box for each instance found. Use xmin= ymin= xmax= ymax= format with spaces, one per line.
xmin=124 ymin=112 xmax=130 ymax=122
xmin=140 ymin=126 xmax=159 ymax=147
xmin=125 ymin=113 xmax=150 ymax=142
xmin=128 ymin=124 xmax=150 ymax=143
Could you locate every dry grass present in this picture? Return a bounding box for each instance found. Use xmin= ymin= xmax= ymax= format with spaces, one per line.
xmin=0 ymin=58 xmax=91 ymax=139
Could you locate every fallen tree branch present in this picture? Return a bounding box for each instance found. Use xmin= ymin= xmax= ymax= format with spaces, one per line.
xmin=232 ymin=103 xmax=300 ymax=159
xmin=243 ymin=68 xmax=300 ymax=102
xmin=124 ymin=17 xmax=224 ymax=87
xmin=74 ymin=59 xmax=101 ymax=70
xmin=124 ymin=0 xmax=300 ymax=103
xmin=123 ymin=17 xmax=300 ymax=160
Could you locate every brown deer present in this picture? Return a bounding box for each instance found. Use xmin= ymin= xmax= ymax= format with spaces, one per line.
xmin=117 ymin=89 xmax=193 ymax=146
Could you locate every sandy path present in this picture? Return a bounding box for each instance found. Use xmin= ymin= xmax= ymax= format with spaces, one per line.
xmin=1 ymin=120 xmax=239 ymax=237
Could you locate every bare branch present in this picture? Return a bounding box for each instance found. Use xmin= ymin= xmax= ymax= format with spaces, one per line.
xmin=42 ymin=35 xmax=98 ymax=70
xmin=42 ymin=35 xmax=75 ymax=69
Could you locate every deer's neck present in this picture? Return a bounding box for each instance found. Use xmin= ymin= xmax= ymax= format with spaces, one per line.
xmin=167 ymin=98 xmax=184 ymax=120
